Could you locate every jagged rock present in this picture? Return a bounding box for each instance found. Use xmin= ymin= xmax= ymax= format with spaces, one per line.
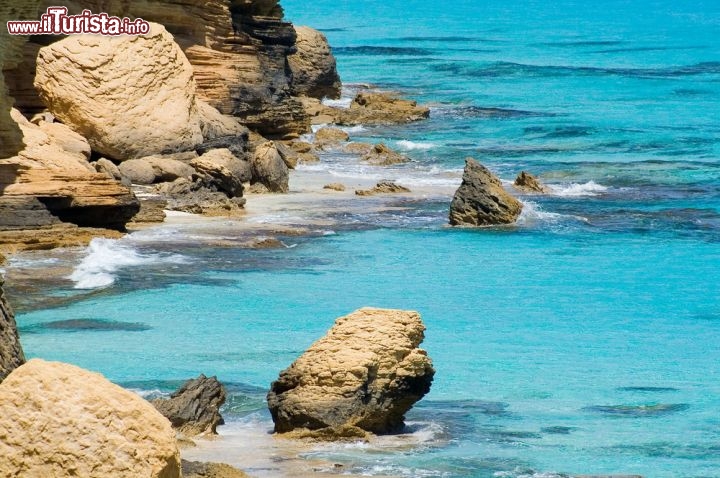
xmin=514 ymin=171 xmax=551 ymax=194
xmin=0 ymin=359 xmax=181 ymax=478
xmin=289 ymin=26 xmax=341 ymax=99
xmin=251 ymin=142 xmax=289 ymax=193
xmin=156 ymin=178 xmax=246 ymax=216
xmin=267 ymin=307 xmax=434 ymax=435
xmin=355 ymin=181 xmax=411 ymax=196
xmin=34 ymin=23 xmax=205 ymax=160
xmin=0 ymin=109 xmax=139 ymax=232
xmin=191 ymin=156 xmax=244 ymax=198
xmin=361 ymin=143 xmax=410 ymax=166
xmin=324 ymin=183 xmax=346 ymax=192
xmin=298 ymin=152 xmax=320 ymax=164
xmin=315 ymin=127 xmax=350 ymax=147
xmin=119 ymin=159 xmax=157 ymax=185
xmin=152 ymin=375 xmax=226 ymax=437
xmin=288 ymin=140 xmax=314 ymax=154
xmin=145 ymin=156 xmax=196 ymax=183
xmin=182 ymin=460 xmax=249 ymax=478
xmin=0 ymin=277 xmax=25 ymax=383
xmin=274 ymin=141 xmax=298 ymax=169
xmin=449 ymin=158 xmax=523 ymax=226
xmin=196 ymin=100 xmax=248 ymax=141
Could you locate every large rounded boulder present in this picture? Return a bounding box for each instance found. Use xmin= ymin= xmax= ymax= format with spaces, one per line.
xmin=0 ymin=359 xmax=181 ymax=478
xmin=289 ymin=26 xmax=342 ymax=99
xmin=34 ymin=23 xmax=203 ymax=160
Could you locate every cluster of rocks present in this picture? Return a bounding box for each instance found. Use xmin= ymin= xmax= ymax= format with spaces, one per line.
xmin=448 ymin=159 xmax=552 ymax=227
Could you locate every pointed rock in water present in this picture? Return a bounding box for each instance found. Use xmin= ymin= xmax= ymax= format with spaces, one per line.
xmin=514 ymin=171 xmax=551 ymax=194
xmin=449 ymin=158 xmax=523 ymax=226
xmin=0 ymin=359 xmax=181 ymax=477
xmin=251 ymin=142 xmax=290 ymax=193
xmin=0 ymin=277 xmax=25 ymax=382
xmin=267 ymin=307 xmax=434 ymax=436
xmin=152 ymin=375 xmax=226 ymax=437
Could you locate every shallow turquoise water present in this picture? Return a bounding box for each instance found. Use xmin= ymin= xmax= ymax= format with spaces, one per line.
xmin=11 ymin=1 xmax=720 ymax=476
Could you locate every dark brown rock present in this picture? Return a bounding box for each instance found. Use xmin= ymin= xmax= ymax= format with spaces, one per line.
xmin=152 ymin=375 xmax=226 ymax=437
xmin=0 ymin=277 xmax=25 ymax=383
xmin=449 ymin=158 xmax=523 ymax=226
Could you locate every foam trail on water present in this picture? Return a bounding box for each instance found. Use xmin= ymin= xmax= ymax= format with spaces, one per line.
xmin=69 ymin=238 xmax=186 ymax=290
xmin=549 ymin=181 xmax=608 ymax=197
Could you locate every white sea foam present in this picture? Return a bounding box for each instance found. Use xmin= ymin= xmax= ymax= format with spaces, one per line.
xmin=321 ymin=97 xmax=353 ymax=109
xmin=68 ymin=238 xmax=186 ymax=290
xmin=549 ymin=180 xmax=608 ymax=197
xmin=517 ymin=200 xmax=587 ymax=226
xmin=339 ymin=124 xmax=367 ymax=134
xmin=396 ymin=140 xmax=436 ymax=151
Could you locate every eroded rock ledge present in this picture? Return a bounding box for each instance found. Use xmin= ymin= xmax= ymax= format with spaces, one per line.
xmin=0 ymin=277 xmax=25 ymax=382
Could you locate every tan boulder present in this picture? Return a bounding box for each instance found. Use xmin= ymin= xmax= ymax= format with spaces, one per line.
xmin=251 ymin=142 xmax=289 ymax=193
xmin=37 ymin=121 xmax=91 ymax=160
xmin=145 ymin=156 xmax=197 ymax=183
xmin=361 ymin=143 xmax=410 ymax=166
xmin=289 ymin=26 xmax=341 ymax=99
xmin=198 ymin=148 xmax=252 ymax=183
xmin=267 ymin=308 xmax=434 ymax=435
xmin=34 ymin=23 xmax=204 ymax=160
xmin=513 ymin=171 xmax=551 ymax=194
xmin=315 ymin=126 xmax=350 ymax=148
xmin=0 ymin=359 xmax=181 ymax=478
xmin=449 ymin=158 xmax=523 ymax=226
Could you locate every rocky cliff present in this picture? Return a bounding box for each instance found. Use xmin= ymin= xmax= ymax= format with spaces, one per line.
xmin=3 ymin=0 xmax=339 ymax=139
xmin=0 ymin=277 xmax=25 ymax=383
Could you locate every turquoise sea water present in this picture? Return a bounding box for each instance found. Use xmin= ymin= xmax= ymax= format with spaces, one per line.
xmin=9 ymin=1 xmax=720 ymax=476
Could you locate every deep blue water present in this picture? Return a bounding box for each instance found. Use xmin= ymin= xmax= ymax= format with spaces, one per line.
xmin=9 ymin=1 xmax=720 ymax=477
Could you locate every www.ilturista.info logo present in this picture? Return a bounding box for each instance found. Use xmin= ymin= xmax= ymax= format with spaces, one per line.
xmin=6 ymin=7 xmax=150 ymax=36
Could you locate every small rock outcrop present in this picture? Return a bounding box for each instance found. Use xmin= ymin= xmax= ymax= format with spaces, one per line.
xmin=267 ymin=307 xmax=434 ymax=435
xmin=289 ymin=26 xmax=341 ymax=99
xmin=152 ymin=375 xmax=226 ymax=437
xmin=514 ymin=171 xmax=551 ymax=194
xmin=361 ymin=143 xmax=410 ymax=166
xmin=355 ymin=181 xmax=411 ymax=196
xmin=314 ymin=127 xmax=350 ymax=148
xmin=251 ymin=142 xmax=290 ymax=193
xmin=190 ymin=157 xmax=244 ymax=198
xmin=0 ymin=277 xmax=25 ymax=382
xmin=449 ymin=158 xmax=523 ymax=226
xmin=182 ymin=460 xmax=249 ymax=478
xmin=0 ymin=359 xmax=181 ymax=478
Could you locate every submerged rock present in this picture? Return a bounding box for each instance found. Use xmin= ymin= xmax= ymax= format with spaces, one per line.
xmin=0 ymin=359 xmax=181 ymax=477
xmin=0 ymin=277 xmax=25 ymax=382
xmin=449 ymin=158 xmax=523 ymax=226
xmin=152 ymin=375 xmax=226 ymax=437
xmin=583 ymin=403 xmax=690 ymax=417
xmin=267 ymin=307 xmax=434 ymax=436
xmin=514 ymin=171 xmax=551 ymax=194
xmin=355 ymin=181 xmax=411 ymax=196
xmin=289 ymin=26 xmax=342 ymax=99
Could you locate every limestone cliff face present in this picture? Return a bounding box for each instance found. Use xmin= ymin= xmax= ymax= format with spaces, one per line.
xmin=0 ymin=276 xmax=25 ymax=383
xmin=4 ymin=0 xmax=314 ymax=138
